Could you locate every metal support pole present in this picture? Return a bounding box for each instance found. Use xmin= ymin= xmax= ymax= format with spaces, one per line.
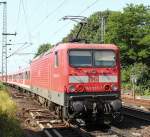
xmin=0 ymin=2 xmax=7 ymax=82
xmin=133 ymin=83 xmax=135 ymax=100
xmin=101 ymin=16 xmax=105 ymax=44
xmin=0 ymin=2 xmax=16 ymax=82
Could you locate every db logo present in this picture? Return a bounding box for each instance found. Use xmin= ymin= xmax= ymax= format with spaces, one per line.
xmin=89 ymin=76 xmax=99 ymax=82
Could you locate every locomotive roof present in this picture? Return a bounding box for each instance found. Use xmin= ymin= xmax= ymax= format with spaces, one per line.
xmin=33 ymin=43 xmax=119 ymax=61
xmin=56 ymin=43 xmax=119 ymax=50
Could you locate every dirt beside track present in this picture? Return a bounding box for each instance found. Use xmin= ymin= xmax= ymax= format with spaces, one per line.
xmin=122 ymin=94 xmax=150 ymax=110
xmin=7 ymin=87 xmax=46 ymax=137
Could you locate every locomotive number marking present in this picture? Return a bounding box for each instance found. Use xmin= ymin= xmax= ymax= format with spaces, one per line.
xmin=89 ymin=76 xmax=99 ymax=82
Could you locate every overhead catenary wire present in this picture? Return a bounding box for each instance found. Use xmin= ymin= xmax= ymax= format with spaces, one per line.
xmin=16 ymin=0 xmax=68 ymax=43
xmin=7 ymin=42 xmax=32 ymax=58
xmin=8 ymin=0 xmax=100 ymax=59
xmin=78 ymin=0 xmax=99 ymax=15
xmin=15 ymin=0 xmax=21 ymax=32
xmin=29 ymin=0 xmax=48 ymax=21
xmin=13 ymin=53 xmax=35 ymax=55
xmin=7 ymin=42 xmax=30 ymax=45
xmin=49 ymin=0 xmax=100 ymax=38
xmin=7 ymin=42 xmax=27 ymax=58
xmin=21 ymin=0 xmax=32 ymax=43
xmin=32 ymin=0 xmax=67 ymax=32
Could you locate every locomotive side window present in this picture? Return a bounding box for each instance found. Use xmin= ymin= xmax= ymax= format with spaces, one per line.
xmin=69 ymin=51 xmax=92 ymax=67
xmin=54 ymin=51 xmax=59 ymax=67
xmin=28 ymin=71 xmax=30 ymax=79
xmin=24 ymin=72 xmax=27 ymax=79
xmin=25 ymin=71 xmax=30 ymax=79
xmin=94 ymin=51 xmax=116 ymax=67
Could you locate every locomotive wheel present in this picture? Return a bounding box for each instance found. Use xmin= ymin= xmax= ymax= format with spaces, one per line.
xmin=55 ymin=106 xmax=63 ymax=119
xmin=47 ymin=101 xmax=55 ymax=111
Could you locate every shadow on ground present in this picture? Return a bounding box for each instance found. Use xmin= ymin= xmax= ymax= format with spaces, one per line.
xmin=23 ymin=129 xmax=46 ymax=137
xmin=112 ymin=115 xmax=150 ymax=130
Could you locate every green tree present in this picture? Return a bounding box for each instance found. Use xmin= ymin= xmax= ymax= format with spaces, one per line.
xmin=105 ymin=4 xmax=150 ymax=66
xmin=34 ymin=43 xmax=52 ymax=57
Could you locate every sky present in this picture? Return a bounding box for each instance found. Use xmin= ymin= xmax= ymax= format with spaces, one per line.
xmin=0 ymin=0 xmax=149 ymax=74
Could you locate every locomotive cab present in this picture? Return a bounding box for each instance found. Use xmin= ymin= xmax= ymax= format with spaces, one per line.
xmin=64 ymin=44 xmax=122 ymax=124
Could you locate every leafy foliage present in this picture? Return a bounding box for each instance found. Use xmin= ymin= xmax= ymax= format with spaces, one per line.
xmin=0 ymin=82 xmax=6 ymax=90
xmin=0 ymin=90 xmax=17 ymax=115
xmin=0 ymin=90 xmax=23 ymax=137
xmin=34 ymin=43 xmax=52 ymax=57
xmin=121 ymin=63 xmax=150 ymax=95
xmin=0 ymin=112 xmax=23 ymax=137
xmin=106 ymin=4 xmax=150 ymax=66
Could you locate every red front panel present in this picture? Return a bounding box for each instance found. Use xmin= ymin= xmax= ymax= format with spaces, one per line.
xmin=66 ymin=48 xmax=120 ymax=93
xmin=68 ymin=68 xmax=120 ymax=93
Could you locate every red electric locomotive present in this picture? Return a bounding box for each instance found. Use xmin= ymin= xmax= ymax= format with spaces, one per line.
xmin=30 ymin=43 xmax=122 ymax=124
xmin=2 ymin=42 xmax=122 ymax=124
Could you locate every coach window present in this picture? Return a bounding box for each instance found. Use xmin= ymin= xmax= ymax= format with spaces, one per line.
xmin=25 ymin=71 xmax=27 ymax=79
xmin=54 ymin=51 xmax=59 ymax=67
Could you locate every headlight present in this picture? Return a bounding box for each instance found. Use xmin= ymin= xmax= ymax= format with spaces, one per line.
xmin=104 ymin=85 xmax=110 ymax=91
xmin=69 ymin=85 xmax=76 ymax=92
xmin=112 ymin=85 xmax=118 ymax=91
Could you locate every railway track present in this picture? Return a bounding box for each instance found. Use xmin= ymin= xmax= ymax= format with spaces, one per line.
xmin=122 ymin=105 xmax=150 ymax=123
xmin=8 ymin=86 xmax=91 ymax=137
xmin=27 ymin=108 xmax=132 ymax=137
xmin=28 ymin=109 xmax=88 ymax=137
xmin=8 ymin=86 xmax=149 ymax=137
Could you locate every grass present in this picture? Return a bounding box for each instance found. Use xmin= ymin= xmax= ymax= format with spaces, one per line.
xmin=0 ymin=83 xmax=23 ymax=137
xmin=0 ymin=90 xmax=17 ymax=115
xmin=0 ymin=82 xmax=6 ymax=90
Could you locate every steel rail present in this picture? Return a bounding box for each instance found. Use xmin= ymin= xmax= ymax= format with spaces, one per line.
xmin=122 ymin=105 xmax=150 ymax=122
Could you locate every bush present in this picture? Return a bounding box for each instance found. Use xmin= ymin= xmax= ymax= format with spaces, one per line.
xmin=0 ymin=82 xmax=6 ymax=90
xmin=121 ymin=67 xmax=130 ymax=82
xmin=144 ymin=88 xmax=150 ymax=96
xmin=0 ymin=112 xmax=23 ymax=137
xmin=121 ymin=63 xmax=150 ymax=95
xmin=0 ymin=90 xmax=17 ymax=115
xmin=0 ymin=90 xmax=23 ymax=137
xmin=130 ymin=63 xmax=149 ymax=86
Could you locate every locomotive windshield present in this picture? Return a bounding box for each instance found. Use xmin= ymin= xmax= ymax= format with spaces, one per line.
xmin=94 ymin=51 xmax=116 ymax=67
xmin=69 ymin=50 xmax=116 ymax=67
xmin=69 ymin=51 xmax=92 ymax=67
